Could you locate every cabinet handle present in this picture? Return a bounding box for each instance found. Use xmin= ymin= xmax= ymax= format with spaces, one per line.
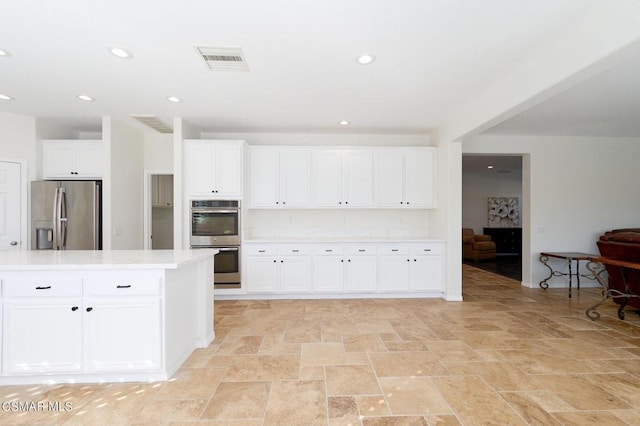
xmin=423 ymin=249 xmax=431 ymax=252
xmin=35 ymin=285 xmax=52 ymax=290
xmin=116 ymin=284 xmax=132 ymax=289
xmin=258 ymin=250 xmax=266 ymax=253
xmin=86 ymin=307 xmax=93 ymax=312
xmin=358 ymin=249 xmax=365 ymax=252
xmin=391 ymin=249 xmax=399 ymax=252
xmin=71 ymin=306 xmax=79 ymax=311
xmin=292 ymin=249 xmax=299 ymax=253
xmin=325 ymin=249 xmax=333 ymax=252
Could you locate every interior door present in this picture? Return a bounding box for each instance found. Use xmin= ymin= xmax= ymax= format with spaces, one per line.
xmin=0 ymin=161 xmax=22 ymax=250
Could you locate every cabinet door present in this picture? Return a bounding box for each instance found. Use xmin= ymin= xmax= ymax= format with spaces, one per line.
xmin=405 ymin=149 xmax=434 ymax=208
xmin=157 ymin=175 xmax=173 ymax=207
xmin=84 ymin=297 xmax=162 ymax=372
xmin=342 ymin=150 xmax=373 ymax=207
xmin=43 ymin=142 xmax=78 ymax=179
xmin=249 ymin=148 xmax=280 ymax=207
xmin=280 ymin=149 xmax=311 ymax=207
xmin=410 ymin=256 xmax=443 ymax=291
xmin=280 ymin=257 xmax=312 ymax=292
xmin=345 ymin=256 xmax=377 ymax=292
xmin=245 ymin=257 xmax=279 ymax=292
xmin=3 ymin=298 xmax=83 ymax=374
xmin=185 ymin=142 xmax=216 ymax=196
xmin=214 ymin=143 xmax=243 ymax=197
xmin=74 ymin=141 xmax=103 ymax=178
xmin=313 ymin=256 xmax=344 ymax=292
xmin=378 ymin=256 xmax=410 ymax=292
xmin=373 ymin=150 xmax=404 ymax=207
xmin=312 ymin=150 xmax=342 ymax=207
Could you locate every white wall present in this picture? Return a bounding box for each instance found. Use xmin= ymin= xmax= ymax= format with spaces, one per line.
xmin=144 ymin=133 xmax=173 ymax=171
xmin=462 ymin=160 xmax=522 ymax=234
xmin=102 ymin=117 xmax=145 ymax=249
xmin=463 ymin=134 xmax=640 ymax=288
xmin=0 ymin=112 xmax=37 ymax=181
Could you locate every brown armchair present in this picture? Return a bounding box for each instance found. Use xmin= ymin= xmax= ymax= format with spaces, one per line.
xmin=462 ymin=228 xmax=497 ymax=261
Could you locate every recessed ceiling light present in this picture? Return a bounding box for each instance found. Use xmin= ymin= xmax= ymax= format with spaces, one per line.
xmin=339 ymin=120 xmax=350 ymax=126
xmin=77 ymin=95 xmax=95 ymax=101
xmin=356 ymin=54 xmax=376 ymax=65
xmin=0 ymin=49 xmax=11 ymax=57
xmin=487 ymin=165 xmax=494 ymax=169
xmin=0 ymin=94 xmax=14 ymax=101
xmin=167 ymin=96 xmax=182 ymax=103
xmin=109 ymin=47 xmax=133 ymax=59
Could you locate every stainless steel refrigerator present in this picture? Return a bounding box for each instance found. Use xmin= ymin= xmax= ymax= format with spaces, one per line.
xmin=31 ymin=180 xmax=102 ymax=250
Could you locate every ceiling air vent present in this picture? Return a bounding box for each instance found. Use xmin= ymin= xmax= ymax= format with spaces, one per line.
xmin=129 ymin=114 xmax=173 ymax=133
xmin=195 ymin=46 xmax=249 ymax=71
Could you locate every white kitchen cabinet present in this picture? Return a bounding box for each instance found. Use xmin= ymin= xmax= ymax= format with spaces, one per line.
xmin=84 ymin=297 xmax=162 ymax=372
xmin=3 ymin=298 xmax=83 ymax=374
xmin=311 ymin=149 xmax=372 ymax=207
xmin=43 ymin=140 xmax=103 ymax=180
xmin=312 ymin=245 xmax=344 ymax=292
xmin=152 ymin=175 xmax=173 ymax=207
xmin=409 ymin=244 xmax=443 ymax=291
xmin=378 ymin=245 xmax=411 ymax=292
xmin=378 ymin=243 xmax=443 ymax=292
xmin=373 ymin=148 xmax=435 ymax=208
xmin=249 ymin=147 xmax=311 ymax=208
xmin=184 ymin=140 xmax=244 ymax=198
xmin=244 ymin=244 xmax=312 ymax=293
xmin=344 ymin=245 xmax=377 ymax=292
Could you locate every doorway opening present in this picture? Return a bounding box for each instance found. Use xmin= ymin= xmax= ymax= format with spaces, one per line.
xmin=462 ymin=155 xmax=523 ymax=281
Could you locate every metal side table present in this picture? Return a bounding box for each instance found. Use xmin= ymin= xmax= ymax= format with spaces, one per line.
xmin=539 ymin=252 xmax=598 ymax=298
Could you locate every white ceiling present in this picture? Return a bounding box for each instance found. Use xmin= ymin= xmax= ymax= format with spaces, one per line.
xmin=1 ymin=0 xmax=638 ymax=137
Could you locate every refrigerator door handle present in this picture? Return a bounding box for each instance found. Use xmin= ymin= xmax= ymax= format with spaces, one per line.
xmin=52 ymin=187 xmax=60 ymax=249
xmin=59 ymin=187 xmax=68 ymax=250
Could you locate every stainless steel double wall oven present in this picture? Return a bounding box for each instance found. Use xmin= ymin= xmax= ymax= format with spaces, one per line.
xmin=190 ymin=200 xmax=241 ymax=289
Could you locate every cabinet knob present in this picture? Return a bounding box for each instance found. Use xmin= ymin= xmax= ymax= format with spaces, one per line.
xmin=86 ymin=307 xmax=93 ymax=312
xmin=407 ymin=259 xmax=410 ymax=262
xmin=10 ymin=241 xmax=18 ymax=246
xmin=71 ymin=306 xmax=79 ymax=311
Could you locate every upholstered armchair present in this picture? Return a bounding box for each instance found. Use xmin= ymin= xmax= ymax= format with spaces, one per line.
xmin=462 ymin=228 xmax=497 ymax=261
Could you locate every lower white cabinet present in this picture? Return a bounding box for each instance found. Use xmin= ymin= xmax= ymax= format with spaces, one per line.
xmin=3 ymin=298 xmax=84 ymax=374
xmin=245 ymin=246 xmax=312 ymax=293
xmin=1 ymin=272 xmax=163 ymax=377
xmin=84 ymin=297 xmax=161 ymax=372
xmin=243 ymin=241 xmax=443 ymax=296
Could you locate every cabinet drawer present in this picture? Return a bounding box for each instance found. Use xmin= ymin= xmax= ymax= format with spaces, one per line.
xmin=378 ymin=245 xmax=409 ymax=255
xmin=345 ymin=245 xmax=377 ymax=255
xmin=278 ymin=245 xmax=310 ymax=256
xmin=313 ymin=245 xmax=344 ymax=256
xmin=244 ymin=245 xmax=277 ymax=256
xmin=85 ymin=274 xmax=161 ymax=297
xmin=409 ymin=244 xmax=443 ymax=255
xmin=3 ymin=277 xmax=83 ymax=298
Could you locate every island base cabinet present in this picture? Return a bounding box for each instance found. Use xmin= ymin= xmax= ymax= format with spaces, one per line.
xmin=84 ymin=298 xmax=162 ymax=372
xmin=3 ymin=298 xmax=83 ymax=374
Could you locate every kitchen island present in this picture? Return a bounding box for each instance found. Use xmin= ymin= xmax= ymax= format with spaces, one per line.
xmin=0 ymin=249 xmax=217 ymax=385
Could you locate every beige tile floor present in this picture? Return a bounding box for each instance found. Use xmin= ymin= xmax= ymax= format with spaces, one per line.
xmin=2 ymin=264 xmax=640 ymax=425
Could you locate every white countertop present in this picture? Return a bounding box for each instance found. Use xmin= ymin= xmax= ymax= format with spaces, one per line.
xmin=243 ymin=238 xmax=445 ymax=243
xmin=0 ymin=249 xmax=218 ymax=271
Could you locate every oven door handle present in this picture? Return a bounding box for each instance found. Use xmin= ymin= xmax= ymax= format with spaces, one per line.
xmin=217 ymin=247 xmax=239 ymax=252
xmin=192 ymin=209 xmax=238 ymax=214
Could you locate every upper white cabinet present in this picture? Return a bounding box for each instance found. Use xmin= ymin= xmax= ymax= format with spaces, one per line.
xmin=249 ymin=147 xmax=311 ymax=208
xmin=247 ymin=146 xmax=435 ymax=209
xmin=43 ymin=140 xmax=103 ymax=180
xmin=152 ymin=175 xmax=173 ymax=207
xmin=312 ymin=149 xmax=373 ymax=208
xmin=184 ymin=140 xmax=244 ymax=199
xmin=373 ymin=148 xmax=435 ymax=208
